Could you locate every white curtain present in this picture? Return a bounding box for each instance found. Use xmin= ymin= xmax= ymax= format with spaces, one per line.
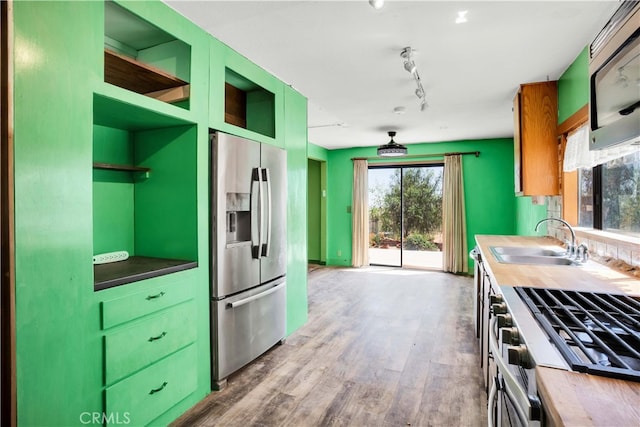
xmin=352 ymin=159 xmax=369 ymax=267
xmin=442 ymin=155 xmax=468 ymax=274
xmin=564 ymin=125 xmax=640 ymax=171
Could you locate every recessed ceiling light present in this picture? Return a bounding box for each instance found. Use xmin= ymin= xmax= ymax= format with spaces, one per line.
xmin=393 ymin=106 xmax=406 ymax=115
xmin=456 ymin=10 xmax=468 ymax=24
xmin=369 ymin=0 xmax=384 ymax=10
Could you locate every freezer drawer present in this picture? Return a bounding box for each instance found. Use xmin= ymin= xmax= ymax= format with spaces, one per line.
xmin=212 ymin=278 xmax=286 ymax=388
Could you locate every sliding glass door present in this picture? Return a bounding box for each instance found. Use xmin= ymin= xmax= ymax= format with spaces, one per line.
xmin=368 ymin=164 xmax=443 ymax=269
xmin=369 ymin=167 xmax=402 ymax=266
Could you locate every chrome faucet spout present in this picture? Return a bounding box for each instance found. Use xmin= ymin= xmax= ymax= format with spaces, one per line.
xmin=534 ymin=217 xmax=576 ymax=254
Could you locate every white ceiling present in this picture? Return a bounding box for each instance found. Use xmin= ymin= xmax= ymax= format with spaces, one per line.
xmin=166 ymin=0 xmax=620 ymax=150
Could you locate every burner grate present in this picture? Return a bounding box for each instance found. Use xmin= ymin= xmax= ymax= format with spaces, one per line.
xmin=515 ymin=287 xmax=640 ymax=382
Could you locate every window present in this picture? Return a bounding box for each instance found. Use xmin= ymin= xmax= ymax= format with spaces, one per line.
xmin=601 ymin=151 xmax=640 ymax=235
xmin=578 ymin=167 xmax=593 ymax=228
xmin=571 ymin=131 xmax=640 ymax=237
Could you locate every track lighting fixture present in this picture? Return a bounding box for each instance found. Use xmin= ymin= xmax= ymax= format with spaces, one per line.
xmin=377 ymin=131 xmax=408 ymax=157
xmin=400 ymin=47 xmax=428 ymax=112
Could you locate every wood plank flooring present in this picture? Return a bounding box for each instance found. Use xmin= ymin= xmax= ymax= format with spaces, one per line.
xmin=172 ymin=267 xmax=487 ymax=427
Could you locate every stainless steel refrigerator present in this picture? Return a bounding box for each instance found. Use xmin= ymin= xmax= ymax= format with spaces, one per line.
xmin=209 ymin=131 xmax=287 ymax=390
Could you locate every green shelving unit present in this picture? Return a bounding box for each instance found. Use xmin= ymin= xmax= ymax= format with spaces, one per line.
xmin=11 ymin=1 xmax=307 ymax=425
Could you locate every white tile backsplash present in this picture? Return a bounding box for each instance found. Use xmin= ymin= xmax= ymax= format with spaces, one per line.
xmin=545 ymin=196 xmax=639 ymax=267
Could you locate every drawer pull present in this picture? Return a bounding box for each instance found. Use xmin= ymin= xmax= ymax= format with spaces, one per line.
xmin=148 ymin=332 xmax=167 ymax=342
xmin=146 ymin=291 xmax=165 ymax=301
xmin=149 ymin=381 xmax=168 ymax=395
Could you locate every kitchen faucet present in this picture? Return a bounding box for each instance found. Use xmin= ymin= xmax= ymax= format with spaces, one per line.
xmin=534 ymin=217 xmax=577 ymax=257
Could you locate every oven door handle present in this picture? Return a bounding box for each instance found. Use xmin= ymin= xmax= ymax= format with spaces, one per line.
xmin=489 ymin=317 xmax=535 ymax=426
xmin=487 ymin=376 xmax=498 ymax=427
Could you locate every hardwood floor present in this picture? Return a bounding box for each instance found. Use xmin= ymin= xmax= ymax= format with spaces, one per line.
xmin=172 ymin=267 xmax=487 ymax=427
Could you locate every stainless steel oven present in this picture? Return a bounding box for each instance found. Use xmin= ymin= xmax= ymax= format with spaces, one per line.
xmin=488 ymin=285 xmax=640 ymax=427
xmin=488 ymin=287 xmax=568 ymax=427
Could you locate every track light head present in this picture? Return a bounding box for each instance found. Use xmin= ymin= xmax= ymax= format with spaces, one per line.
xmin=404 ymin=60 xmax=417 ymax=74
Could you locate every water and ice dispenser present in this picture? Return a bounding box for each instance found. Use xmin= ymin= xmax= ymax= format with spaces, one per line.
xmin=225 ymin=192 xmax=251 ymax=244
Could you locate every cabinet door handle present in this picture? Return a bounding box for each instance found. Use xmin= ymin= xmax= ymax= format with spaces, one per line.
xmin=148 ymin=332 xmax=167 ymax=342
xmin=146 ymin=291 xmax=165 ymax=300
xmin=149 ymin=381 xmax=168 ymax=395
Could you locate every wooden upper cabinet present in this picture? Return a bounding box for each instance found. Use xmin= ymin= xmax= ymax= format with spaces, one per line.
xmin=513 ymin=81 xmax=559 ymax=196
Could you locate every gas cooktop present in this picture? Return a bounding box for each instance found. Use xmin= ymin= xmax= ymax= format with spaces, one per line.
xmin=515 ymin=287 xmax=640 ymax=382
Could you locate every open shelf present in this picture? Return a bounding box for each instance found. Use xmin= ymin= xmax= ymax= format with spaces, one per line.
xmin=104 ymin=49 xmax=190 ymax=104
xmin=224 ymin=68 xmax=275 ymax=138
xmin=93 ymin=162 xmax=150 ymax=173
xmin=92 ymin=93 xmax=198 ymax=291
xmin=104 ymin=1 xmax=191 ymax=108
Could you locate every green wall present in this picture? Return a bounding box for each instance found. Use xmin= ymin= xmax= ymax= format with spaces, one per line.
xmin=308 ymin=142 xmax=329 ymax=161
xmin=324 ymin=139 xmax=516 ymax=270
xmin=12 ymin=1 xmax=308 ymax=425
xmin=558 ymin=47 xmax=589 ymax=123
xmin=515 ymin=197 xmax=549 ymax=235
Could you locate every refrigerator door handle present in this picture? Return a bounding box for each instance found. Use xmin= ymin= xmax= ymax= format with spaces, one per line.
xmin=251 ymin=167 xmax=262 ymax=259
xmin=227 ymin=282 xmax=285 ymax=308
xmin=261 ymin=168 xmax=272 ymax=257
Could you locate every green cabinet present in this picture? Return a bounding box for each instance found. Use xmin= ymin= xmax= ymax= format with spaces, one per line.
xmin=105 ymin=344 xmax=198 ymax=426
xmin=101 ymin=281 xmax=197 ymax=425
xmin=101 ymin=280 xmax=195 ymax=329
xmin=104 ymin=301 xmax=196 ymax=384
xmin=13 ymin=1 xmax=210 ymax=425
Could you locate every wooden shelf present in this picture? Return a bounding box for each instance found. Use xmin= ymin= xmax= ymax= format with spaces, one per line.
xmin=224 ymin=82 xmax=247 ymax=128
xmin=104 ymin=49 xmax=190 ymax=103
xmin=94 ymin=256 xmax=198 ymax=291
xmin=93 ymin=162 xmax=150 ymax=173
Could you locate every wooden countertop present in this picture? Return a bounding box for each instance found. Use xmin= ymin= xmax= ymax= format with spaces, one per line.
xmin=536 ymin=367 xmax=640 ymax=427
xmin=475 ymin=235 xmax=640 ymax=296
xmin=475 ymin=235 xmax=640 ymax=427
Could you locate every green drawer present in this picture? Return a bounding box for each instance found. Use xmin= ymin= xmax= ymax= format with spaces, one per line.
xmin=105 ymin=344 xmax=197 ymax=427
xmin=104 ymin=301 xmax=196 ymax=385
xmin=101 ymin=281 xmax=194 ymax=329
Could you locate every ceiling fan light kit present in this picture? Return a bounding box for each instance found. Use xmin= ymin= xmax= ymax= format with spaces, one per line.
xmin=377 ymin=131 xmax=408 ymax=157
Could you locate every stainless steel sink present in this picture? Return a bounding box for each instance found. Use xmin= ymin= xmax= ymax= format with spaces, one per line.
xmin=490 ymin=246 xmax=565 ymax=257
xmin=489 ymin=246 xmax=577 ymax=266
xmin=495 ymin=255 xmax=577 ymax=266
